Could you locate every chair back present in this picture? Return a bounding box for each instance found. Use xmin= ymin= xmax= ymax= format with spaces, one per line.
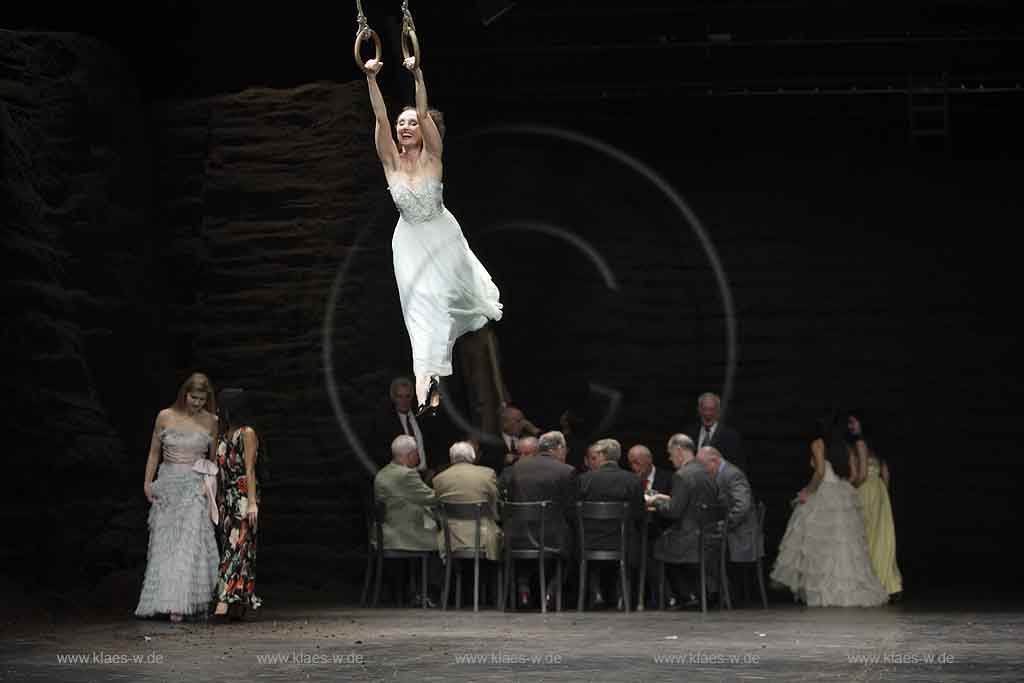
xmin=372 ymin=500 xmax=386 ymax=550
xmin=576 ymin=500 xmax=630 ymax=559
xmin=501 ymin=500 xmax=556 ymax=552
xmin=696 ymin=501 xmax=728 ymax=542
xmin=439 ymin=501 xmax=486 ymax=557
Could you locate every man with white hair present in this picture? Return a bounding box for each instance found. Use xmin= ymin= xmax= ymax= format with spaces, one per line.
xmin=685 ymin=392 xmax=747 ymax=477
xmin=432 ymin=441 xmax=503 ymax=562
xmin=373 ymin=434 xmax=440 ymax=606
xmin=696 ymin=446 xmax=761 ymax=566
xmin=374 ymin=376 xmax=440 ymax=479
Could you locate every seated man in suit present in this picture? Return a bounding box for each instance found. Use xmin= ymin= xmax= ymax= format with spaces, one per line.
xmin=497 ymin=436 xmax=538 ymax=500
xmin=433 ymin=441 xmax=503 ymax=563
xmin=503 ymin=430 xmax=577 ymax=608
xmin=482 ymin=404 xmax=541 ymax=474
xmin=374 ymin=377 xmax=440 ymax=481
xmin=373 ymin=434 xmax=439 ymax=605
xmin=685 ymin=392 xmax=748 ymax=477
xmin=627 ymin=444 xmax=674 ymax=496
xmin=577 ymin=438 xmax=645 ymax=609
xmin=696 ymin=446 xmax=762 ymax=595
xmin=651 ymin=433 xmax=719 ymax=608
xmin=627 ymin=444 xmax=674 ymax=606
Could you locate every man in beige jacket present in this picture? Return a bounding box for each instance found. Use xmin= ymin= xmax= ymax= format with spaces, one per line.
xmin=432 ymin=441 xmax=503 ymax=561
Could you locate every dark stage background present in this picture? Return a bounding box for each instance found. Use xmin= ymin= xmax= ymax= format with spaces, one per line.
xmin=2 ymin=1 xmax=1022 ymax=613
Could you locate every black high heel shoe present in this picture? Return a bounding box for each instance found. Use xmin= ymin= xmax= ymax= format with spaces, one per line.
xmin=415 ymin=377 xmax=440 ymax=417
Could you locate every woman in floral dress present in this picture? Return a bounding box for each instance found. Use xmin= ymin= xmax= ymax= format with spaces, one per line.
xmin=213 ymin=388 xmax=262 ymax=619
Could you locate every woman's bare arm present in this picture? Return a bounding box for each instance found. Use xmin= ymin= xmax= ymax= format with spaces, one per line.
xmin=405 ymin=61 xmax=443 ymax=160
xmin=365 ymin=59 xmax=399 ymax=171
xmin=805 ymin=439 xmax=826 ymax=495
xmin=143 ymin=411 xmax=166 ymax=502
xmin=243 ymin=427 xmax=259 ymax=528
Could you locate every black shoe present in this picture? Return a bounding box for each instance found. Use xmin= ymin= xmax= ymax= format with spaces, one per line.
xmin=415 ymin=377 xmax=440 ymax=417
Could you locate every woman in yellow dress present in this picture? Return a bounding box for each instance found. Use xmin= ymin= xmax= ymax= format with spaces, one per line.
xmin=849 ymin=414 xmax=903 ymax=598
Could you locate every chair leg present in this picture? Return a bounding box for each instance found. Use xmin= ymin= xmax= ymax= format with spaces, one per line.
xmin=442 ymin=556 xmax=452 ymax=611
xmin=756 ymin=558 xmax=768 ymax=608
xmin=619 ymin=559 xmax=630 ymax=613
xmin=658 ymin=561 xmax=666 ymax=610
xmin=577 ymin=558 xmax=587 ymax=612
xmin=539 ymin=554 xmax=548 ymax=615
xmin=373 ymin=552 xmax=384 ymax=607
xmin=555 ymin=559 xmax=563 ymax=612
xmin=421 ymin=556 xmax=428 ymax=609
xmin=473 ymin=553 xmax=481 ymax=613
xmin=360 ymin=549 xmax=374 ymax=607
xmin=699 ymin=556 xmax=708 ymax=614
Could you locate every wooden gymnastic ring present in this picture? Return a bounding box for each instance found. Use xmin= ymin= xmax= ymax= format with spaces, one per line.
xmin=354 ymin=29 xmax=382 ymax=73
xmin=401 ymin=27 xmax=420 ymax=70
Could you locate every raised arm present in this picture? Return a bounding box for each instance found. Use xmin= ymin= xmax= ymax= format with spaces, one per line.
xmin=405 ymin=60 xmax=443 ymax=159
xmin=364 ymin=59 xmax=399 ymax=171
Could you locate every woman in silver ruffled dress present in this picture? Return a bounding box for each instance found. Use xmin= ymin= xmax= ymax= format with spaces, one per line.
xmin=135 ymin=373 xmax=220 ymax=621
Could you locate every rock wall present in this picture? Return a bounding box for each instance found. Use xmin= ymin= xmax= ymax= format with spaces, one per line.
xmin=0 ymin=29 xmax=166 ymax=603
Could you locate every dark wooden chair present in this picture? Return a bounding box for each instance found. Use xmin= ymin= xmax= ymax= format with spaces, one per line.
xmin=658 ymin=501 xmax=730 ymax=613
xmin=439 ymin=501 xmax=502 ymax=612
xmin=368 ymin=501 xmax=437 ymax=608
xmin=501 ymin=500 xmax=565 ymax=613
xmin=576 ymin=501 xmax=633 ymax=612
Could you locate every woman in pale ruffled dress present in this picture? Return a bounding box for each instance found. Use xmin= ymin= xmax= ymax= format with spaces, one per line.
xmin=770 ymin=410 xmax=888 ymax=607
xmin=135 ymin=373 xmax=220 ymax=621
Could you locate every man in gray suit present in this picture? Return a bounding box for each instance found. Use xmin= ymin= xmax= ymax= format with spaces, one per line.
xmin=651 ymin=433 xmax=719 ymax=607
xmin=697 ymin=447 xmax=762 ymax=563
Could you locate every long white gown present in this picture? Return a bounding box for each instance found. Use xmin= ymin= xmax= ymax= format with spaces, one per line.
xmin=770 ymin=461 xmax=889 ymax=607
xmin=389 ymin=177 xmax=502 ymax=379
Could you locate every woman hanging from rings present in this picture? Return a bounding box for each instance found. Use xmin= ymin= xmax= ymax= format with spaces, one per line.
xmin=359 ymin=10 xmax=503 ymax=416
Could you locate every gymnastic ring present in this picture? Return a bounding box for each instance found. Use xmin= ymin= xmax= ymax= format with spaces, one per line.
xmin=354 ymin=29 xmax=382 ymax=73
xmin=401 ymin=26 xmax=420 ymax=70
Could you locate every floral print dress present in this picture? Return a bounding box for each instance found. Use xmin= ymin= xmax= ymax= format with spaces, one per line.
xmin=216 ymin=427 xmax=262 ymax=609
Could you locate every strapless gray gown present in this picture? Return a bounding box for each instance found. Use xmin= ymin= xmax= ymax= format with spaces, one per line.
xmin=135 ymin=427 xmax=219 ymax=617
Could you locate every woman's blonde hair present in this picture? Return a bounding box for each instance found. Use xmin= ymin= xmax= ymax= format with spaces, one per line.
xmin=174 ymin=372 xmax=216 ymax=414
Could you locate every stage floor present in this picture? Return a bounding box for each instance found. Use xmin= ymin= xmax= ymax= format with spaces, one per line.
xmin=3 ymin=599 xmax=1022 ymax=681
